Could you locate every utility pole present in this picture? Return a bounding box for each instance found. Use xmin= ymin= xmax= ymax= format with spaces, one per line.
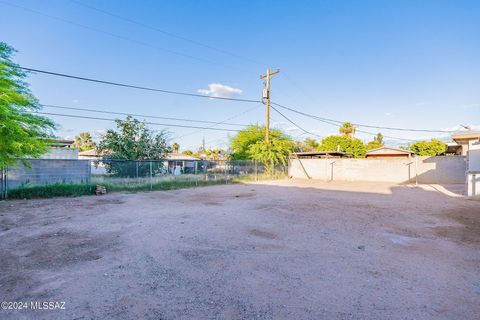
xmin=260 ymin=68 xmax=280 ymax=143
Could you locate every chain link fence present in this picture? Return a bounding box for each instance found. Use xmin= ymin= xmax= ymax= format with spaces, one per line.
xmin=0 ymin=159 xmax=287 ymax=200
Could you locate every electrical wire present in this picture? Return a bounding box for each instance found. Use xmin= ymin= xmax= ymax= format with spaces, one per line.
xmin=41 ymin=104 xmax=248 ymax=126
xmin=269 ymin=104 xmax=322 ymax=138
xmin=172 ymin=105 xmax=259 ymax=140
xmin=70 ymin=0 xmax=263 ymax=68
xmin=17 ymin=66 xmax=261 ymax=103
xmin=33 ymin=111 xmax=241 ymax=132
xmin=271 ymin=101 xmax=455 ymax=133
xmin=0 ymin=1 xmax=242 ymax=71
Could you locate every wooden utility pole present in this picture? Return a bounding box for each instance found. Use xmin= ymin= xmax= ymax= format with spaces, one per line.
xmin=260 ymin=68 xmax=280 ymax=143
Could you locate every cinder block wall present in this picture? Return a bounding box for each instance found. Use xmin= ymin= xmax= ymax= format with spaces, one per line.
xmin=7 ymin=159 xmax=90 ymax=189
xmin=289 ymin=156 xmax=466 ymax=184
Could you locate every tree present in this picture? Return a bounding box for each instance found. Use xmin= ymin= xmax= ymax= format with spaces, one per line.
xmin=409 ymin=139 xmax=446 ymax=156
xmin=339 ymin=122 xmax=356 ymax=137
xmin=74 ymin=132 xmax=96 ymax=152
xmin=230 ymin=125 xmax=294 ymax=172
xmin=172 ymin=142 xmax=180 ymax=153
xmin=318 ymin=135 xmax=366 ymax=158
xmin=294 ymin=137 xmax=320 ymax=152
xmin=182 ymin=150 xmax=193 ymax=156
xmin=97 ymin=116 xmax=169 ymax=176
xmin=230 ymin=125 xmax=289 ymax=160
xmin=366 ymin=133 xmax=384 ymax=150
xmin=248 ymin=138 xmax=294 ymax=173
xmin=0 ymin=42 xmax=55 ymax=167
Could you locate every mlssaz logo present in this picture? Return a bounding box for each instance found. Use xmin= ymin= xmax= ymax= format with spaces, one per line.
xmin=30 ymin=301 xmax=66 ymax=310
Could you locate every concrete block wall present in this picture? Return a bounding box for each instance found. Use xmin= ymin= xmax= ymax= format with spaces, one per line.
xmin=289 ymin=156 xmax=466 ymax=184
xmin=7 ymin=159 xmax=90 ymax=189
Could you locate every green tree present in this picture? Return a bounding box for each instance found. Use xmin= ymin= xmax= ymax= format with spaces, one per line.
xmin=294 ymin=137 xmax=320 ymax=152
xmin=230 ymin=124 xmax=289 ymax=160
xmin=97 ymin=116 xmax=169 ymax=176
xmin=248 ymin=138 xmax=294 ymax=173
xmin=182 ymin=150 xmax=193 ymax=156
xmin=366 ymin=133 xmax=384 ymax=150
xmin=339 ymin=122 xmax=356 ymax=137
xmin=172 ymin=142 xmax=180 ymax=153
xmin=0 ymin=42 xmax=55 ymax=167
xmin=74 ymin=132 xmax=96 ymax=152
xmin=318 ymin=135 xmax=366 ymax=158
xmin=409 ymin=139 xmax=446 ymax=156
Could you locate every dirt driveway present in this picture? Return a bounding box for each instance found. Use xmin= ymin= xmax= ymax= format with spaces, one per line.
xmin=1 ymin=180 xmax=479 ymax=319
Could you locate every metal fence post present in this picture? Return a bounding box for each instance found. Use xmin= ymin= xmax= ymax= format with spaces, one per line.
xmin=150 ymin=161 xmax=153 ymax=190
xmin=224 ymin=161 xmax=228 ymax=184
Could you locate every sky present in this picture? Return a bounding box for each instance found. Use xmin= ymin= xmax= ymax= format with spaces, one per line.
xmin=1 ymin=0 xmax=479 ymax=150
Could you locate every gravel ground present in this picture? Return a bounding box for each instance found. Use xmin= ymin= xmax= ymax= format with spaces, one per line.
xmin=0 ymin=180 xmax=479 ymax=320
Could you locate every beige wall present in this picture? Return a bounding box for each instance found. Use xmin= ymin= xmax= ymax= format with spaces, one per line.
xmin=289 ymin=156 xmax=466 ymax=184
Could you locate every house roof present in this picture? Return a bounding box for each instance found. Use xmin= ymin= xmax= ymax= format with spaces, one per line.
xmin=451 ymin=132 xmax=480 ymax=141
xmin=78 ymin=149 xmax=108 ymax=157
xmin=165 ymin=153 xmax=200 ymax=161
xmin=48 ymin=139 xmax=75 ymax=147
xmin=366 ymin=146 xmax=415 ymax=156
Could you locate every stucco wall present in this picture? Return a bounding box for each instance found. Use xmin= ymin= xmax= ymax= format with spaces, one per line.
xmin=289 ymin=156 xmax=466 ymax=184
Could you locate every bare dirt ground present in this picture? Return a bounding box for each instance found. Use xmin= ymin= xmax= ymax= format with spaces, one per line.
xmin=0 ymin=180 xmax=479 ymax=320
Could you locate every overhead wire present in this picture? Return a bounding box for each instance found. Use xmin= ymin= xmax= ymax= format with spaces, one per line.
xmin=18 ymin=66 xmax=261 ymax=103
xmin=33 ymin=111 xmax=241 ymax=132
xmin=41 ymin=104 xmax=248 ymax=126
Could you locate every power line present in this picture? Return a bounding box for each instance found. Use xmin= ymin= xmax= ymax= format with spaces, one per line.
xmin=0 ymin=1 xmax=242 ymax=71
xmin=34 ymin=111 xmax=241 ymax=132
xmin=70 ymin=0 xmax=263 ymax=68
xmin=172 ymin=105 xmax=259 ymax=140
xmin=41 ymin=104 xmax=248 ymax=126
xmin=269 ymin=104 xmax=322 ymax=138
xmin=271 ymin=102 xmax=417 ymax=142
xmin=271 ymin=101 xmax=455 ymax=133
xmin=17 ymin=66 xmax=261 ymax=103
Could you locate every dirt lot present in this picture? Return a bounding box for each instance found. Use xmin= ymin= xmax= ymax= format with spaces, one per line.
xmin=1 ymin=180 xmax=479 ymax=319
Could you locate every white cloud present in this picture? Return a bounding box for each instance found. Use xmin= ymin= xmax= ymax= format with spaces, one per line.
xmin=385 ymin=112 xmax=392 ymax=116
xmin=198 ymin=83 xmax=242 ymax=98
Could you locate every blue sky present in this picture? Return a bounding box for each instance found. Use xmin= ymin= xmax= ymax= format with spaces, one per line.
xmin=1 ymin=0 xmax=479 ymax=150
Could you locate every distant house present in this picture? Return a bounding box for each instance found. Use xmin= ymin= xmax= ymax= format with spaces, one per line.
xmin=41 ymin=139 xmax=78 ymax=159
xmin=165 ymin=153 xmax=201 ymax=174
xmin=366 ymin=147 xmax=415 ymax=159
xmin=449 ymin=132 xmax=480 ymax=156
xmin=78 ymin=149 xmax=105 ymax=160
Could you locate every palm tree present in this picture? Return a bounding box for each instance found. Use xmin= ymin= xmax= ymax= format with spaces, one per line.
xmin=172 ymin=142 xmax=180 ymax=153
xmin=339 ymin=122 xmax=356 ymax=137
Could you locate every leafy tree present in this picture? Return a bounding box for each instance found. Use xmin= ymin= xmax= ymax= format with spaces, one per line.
xmin=366 ymin=133 xmax=384 ymax=150
xmin=205 ymin=148 xmax=225 ymax=160
xmin=295 ymin=137 xmax=320 ymax=152
xmin=230 ymin=124 xmax=288 ymax=160
xmin=248 ymin=138 xmax=294 ymax=173
xmin=409 ymin=139 xmax=446 ymax=156
xmin=318 ymin=135 xmax=366 ymax=158
xmin=375 ymin=133 xmax=384 ymax=145
xmin=74 ymin=132 xmax=96 ymax=152
xmin=230 ymin=125 xmax=294 ymax=171
xmin=97 ymin=116 xmax=169 ymax=176
xmin=339 ymin=122 xmax=356 ymax=137
xmin=182 ymin=150 xmax=193 ymax=156
xmin=0 ymin=42 xmax=55 ymax=167
xmin=172 ymin=142 xmax=180 ymax=153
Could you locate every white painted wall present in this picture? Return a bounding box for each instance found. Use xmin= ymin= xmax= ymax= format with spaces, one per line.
xmin=289 ymin=156 xmax=466 ymax=184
